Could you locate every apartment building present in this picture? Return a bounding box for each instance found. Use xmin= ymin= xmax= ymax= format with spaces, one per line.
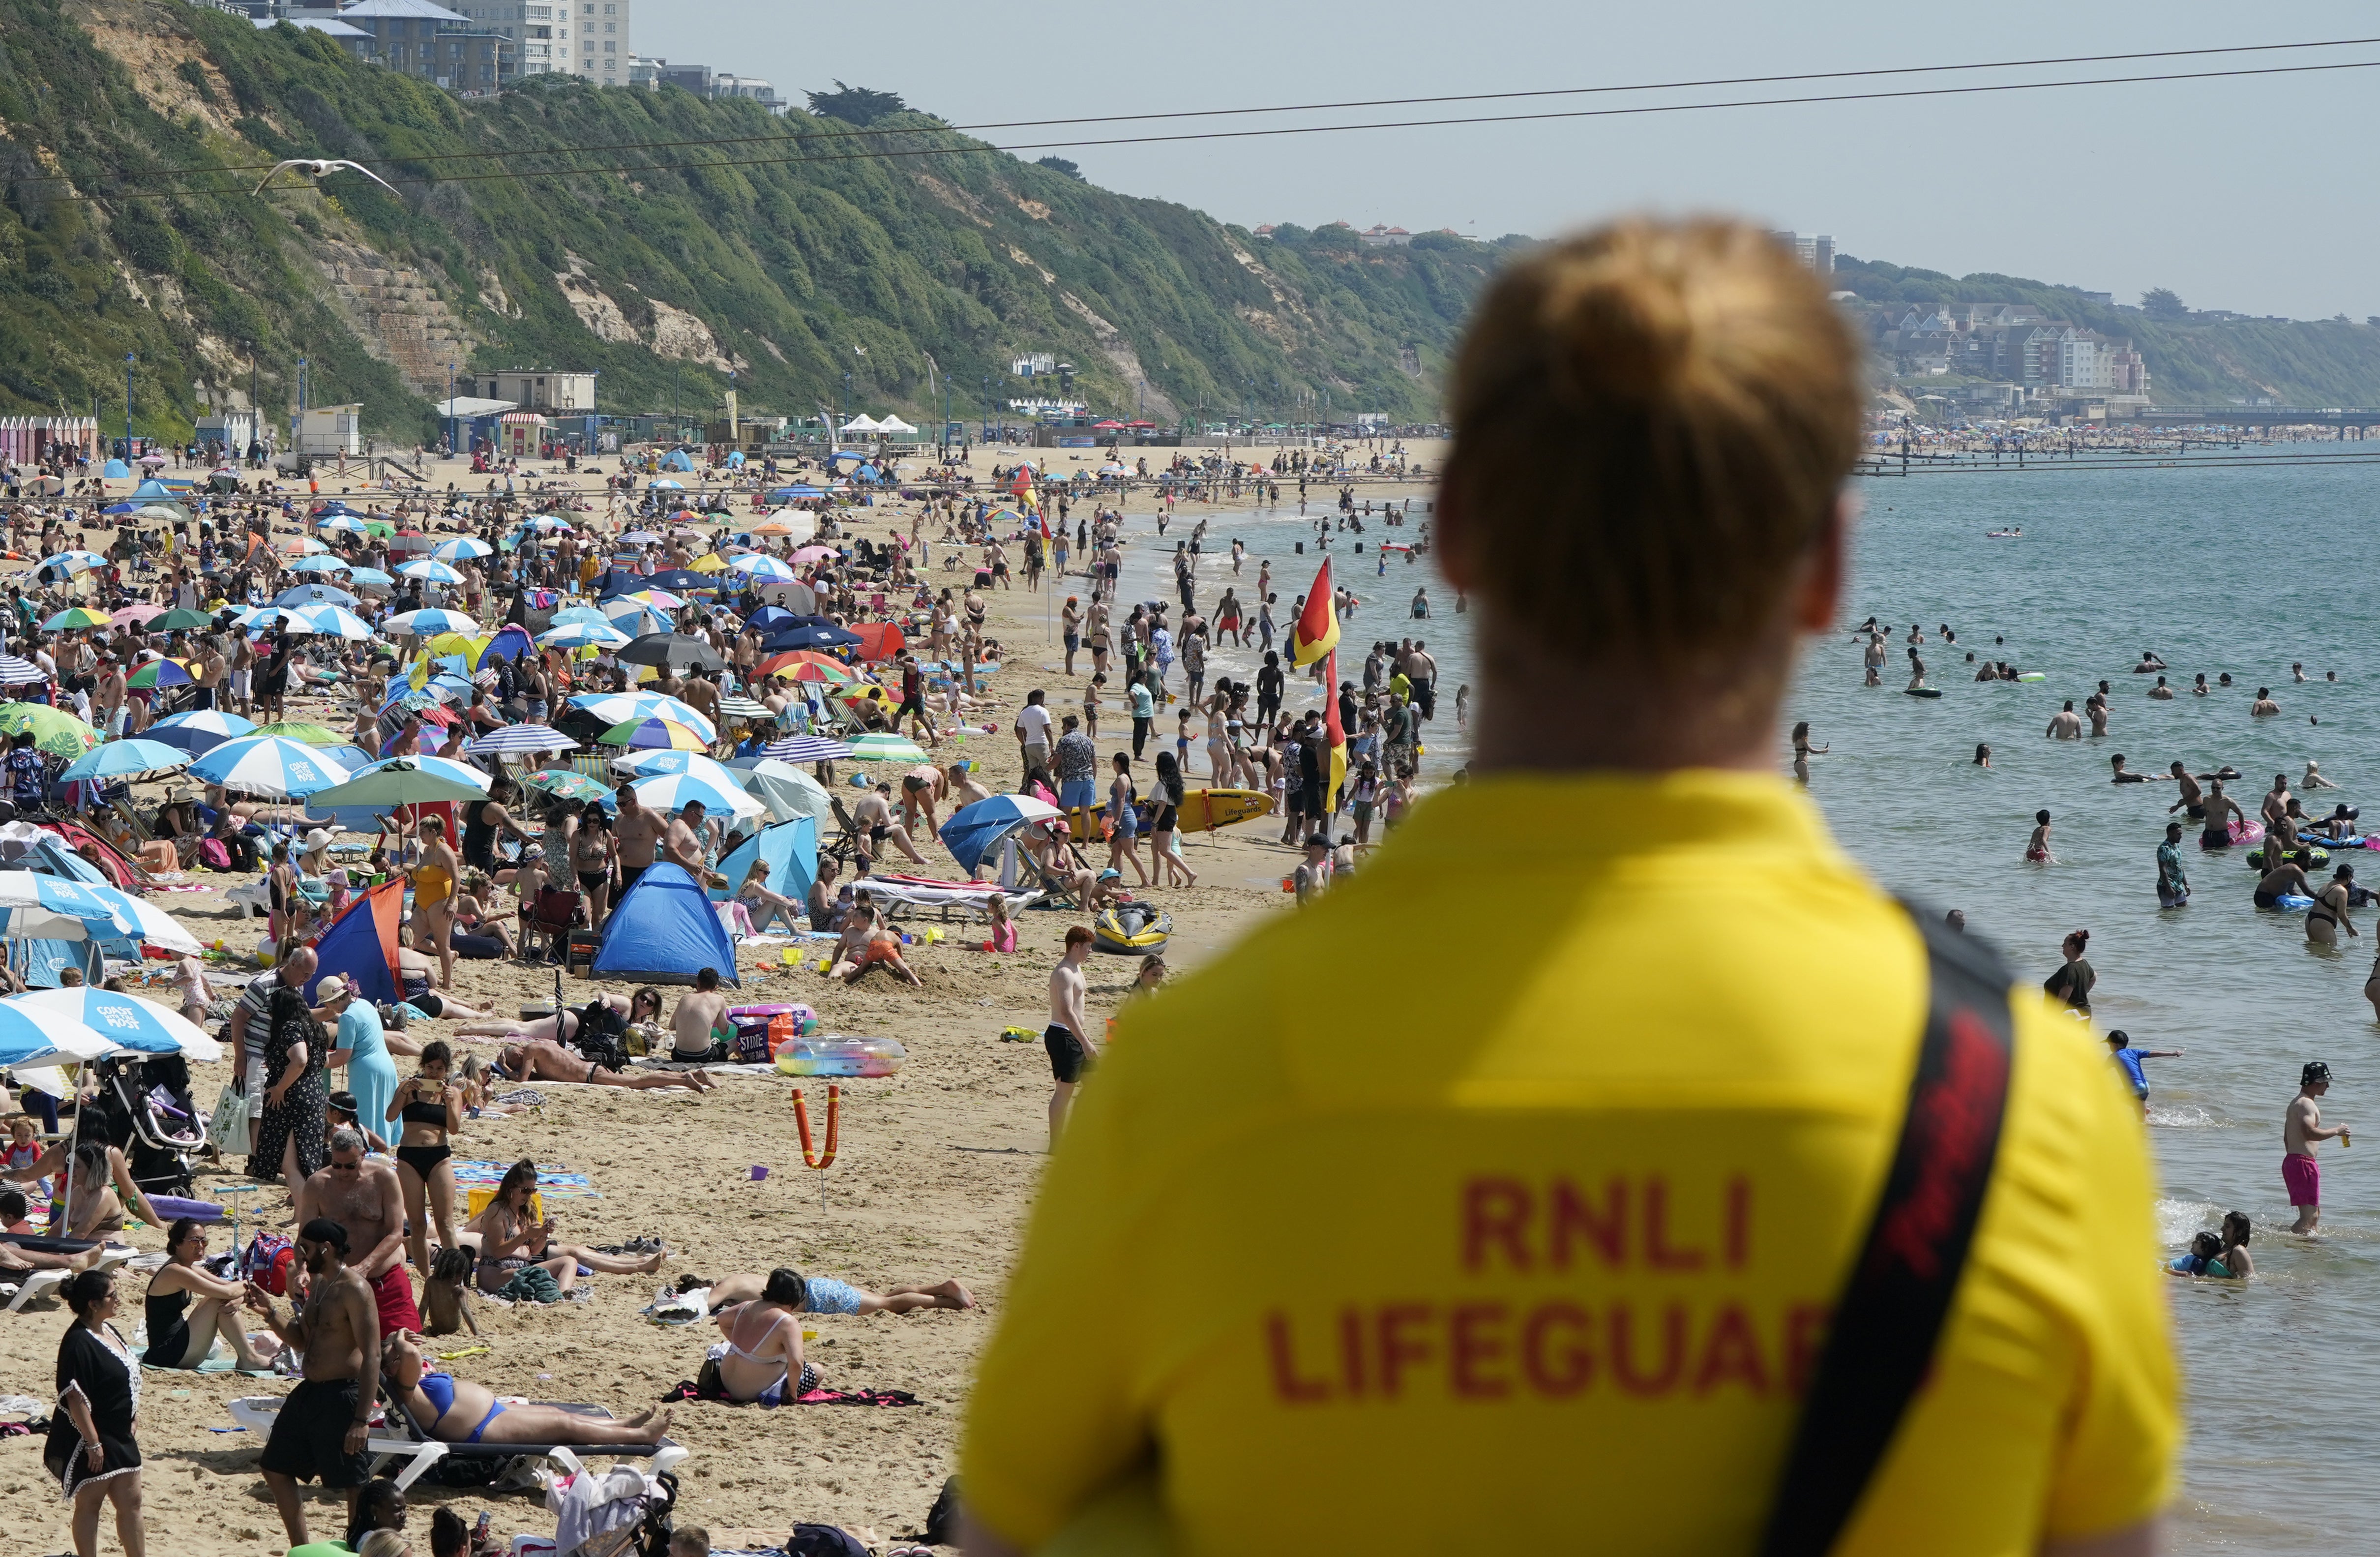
xmin=448 ymin=0 xmax=618 ymax=81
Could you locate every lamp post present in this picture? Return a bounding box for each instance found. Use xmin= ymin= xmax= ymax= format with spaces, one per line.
xmin=673 ymin=363 xmax=681 ymax=444
xmin=122 ymin=352 xmax=135 ymax=454
xmin=445 ymin=361 xmax=456 ymax=457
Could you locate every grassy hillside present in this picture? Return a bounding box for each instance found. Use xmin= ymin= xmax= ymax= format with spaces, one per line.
xmin=1835 ymin=255 xmax=2380 ymax=407
xmin=0 ymin=0 xmax=1502 ymax=445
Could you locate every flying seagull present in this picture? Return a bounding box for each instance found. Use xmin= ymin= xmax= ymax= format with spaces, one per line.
xmin=251 ymin=158 xmax=401 ymax=198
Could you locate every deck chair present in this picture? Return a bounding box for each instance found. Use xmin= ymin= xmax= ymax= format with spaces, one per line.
xmin=227 ymin=1395 xmax=688 ymax=1493
xmin=521 ymin=884 xmax=586 ymax=962
xmin=825 ymin=797 xmax=865 ymax=866
xmin=6 ymin=1244 xmax=134 ymax=1312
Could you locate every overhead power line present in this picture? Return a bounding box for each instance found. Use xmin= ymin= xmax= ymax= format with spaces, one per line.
xmin=15 ymin=52 xmax=2380 ymax=202
xmin=64 ymin=32 xmax=2380 ymax=183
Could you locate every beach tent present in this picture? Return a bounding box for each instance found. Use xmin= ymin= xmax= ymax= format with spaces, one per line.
xmin=307 ymin=880 xmax=403 ymax=1006
xmin=660 ymin=449 xmax=695 ymax=472
xmin=708 ymin=816 xmax=817 ymax=910
xmin=875 ymin=416 xmax=917 ymax=435
xmin=592 ymin=862 xmax=740 ymax=986
xmin=840 ymin=415 xmax=882 ymax=435
xmin=479 ymin=623 xmax=536 ymax=663
xmin=131 ymin=479 xmax=182 ymax=502
xmin=102 ymin=459 xmax=131 ymax=479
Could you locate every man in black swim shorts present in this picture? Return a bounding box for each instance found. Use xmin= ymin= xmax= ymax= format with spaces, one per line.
xmin=246 ymin=1218 xmax=380 ymax=1545
xmin=1043 ymin=925 xmax=1098 ymax=1149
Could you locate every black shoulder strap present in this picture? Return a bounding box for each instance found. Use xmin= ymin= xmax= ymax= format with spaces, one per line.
xmin=1757 ymin=908 xmax=2017 ymax=1557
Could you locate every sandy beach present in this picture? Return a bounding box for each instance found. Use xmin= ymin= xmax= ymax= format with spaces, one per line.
xmin=0 ymin=442 xmax=1442 ymax=1555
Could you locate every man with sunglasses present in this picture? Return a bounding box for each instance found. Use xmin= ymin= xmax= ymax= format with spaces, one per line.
xmin=296 ymin=1127 xmax=418 ymax=1335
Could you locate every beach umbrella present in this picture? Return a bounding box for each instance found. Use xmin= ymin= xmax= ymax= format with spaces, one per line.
xmin=63 ymin=879 xmax=207 ymax=959
xmin=759 ymin=735 xmax=852 ymax=763
xmin=617 ymin=632 xmax=727 ymax=672
xmin=548 ymin=605 xmax=614 ymax=628
xmin=790 ymin=545 xmax=837 ymax=564
xmin=42 ymin=606 xmax=111 ymax=631
xmin=59 ymin=739 xmax=191 ymax=783
xmin=188 ymin=735 xmax=352 ymax=798
xmin=0 ymin=704 xmax=99 ymax=757
xmin=732 ymin=756 xmax=834 ymax=823
xmin=761 ymin=622 xmax=863 ymax=652
xmin=730 ymin=554 xmax=798 ymax=582
xmin=283 ymin=604 xmax=375 ymax=641
xmin=319 ymin=515 xmax=371 ymax=535
xmin=37 ymin=550 xmax=109 ymax=576
xmin=742 ymin=606 xmax=799 ymax=634
xmin=146 ymin=709 xmax=257 ymax=753
xmin=385 ymin=609 xmax=482 ymax=637
xmin=621 ymin=589 xmax=689 ymax=611
xmin=252 ymin=721 xmax=348 ymax=747
xmin=0 ymin=873 xmax=147 ymax=945
xmin=632 ymin=770 xmax=765 ymax=822
xmin=519 ymin=515 xmax=574 ymax=534
xmin=568 ymin=692 xmax=716 ymax=744
xmin=940 ymin=794 xmax=1061 ymax=873
xmin=127 ymin=659 xmax=198 ymax=691
xmin=611 ymin=751 xmax=749 ymax=797
xmin=773 ymin=660 xmax=853 ymax=687
xmin=430 ymin=538 xmax=494 ymax=561
xmin=109 ymin=603 xmax=168 ymax=628
xmin=150 ymin=608 xmax=215 ymax=631
xmin=648 ymin=478 xmax=684 ymax=490
xmin=308 ymin=755 xmax=491 ymax=809
xmin=846 ymin=733 xmax=928 ymax=763
xmin=616 ymin=530 xmax=662 ymax=545
xmin=271 ymin=584 xmax=359 ymax=609
xmin=464 ymin=726 xmax=579 ymax=758
xmin=715 ymin=694 xmax=774 ymax=722
xmin=0 ymin=1007 xmax=115 ymax=1069
xmin=287 ymin=554 xmax=350 ymax=574
xmin=281 ymin=537 xmax=331 ymax=556
xmin=600 ymin=603 xmax=676 ymax=639
xmin=397 ymin=559 xmax=465 ymax=584
xmin=347 ymin=568 xmax=396 ymax=591
xmin=600 ymin=717 xmax=709 ymax=751
xmin=688 ymin=553 xmax=731 ymax=574
xmin=0 ymin=656 xmax=44 ymax=687
xmin=520 ymin=769 xmax=617 ymax=808
xmin=6 ymin=987 xmax=217 ymax=1059
xmin=537 ymin=621 xmax=631 ymax=651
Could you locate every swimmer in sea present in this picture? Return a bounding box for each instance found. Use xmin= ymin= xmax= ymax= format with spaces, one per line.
xmin=2252 ymin=686 xmax=2281 ymax=717
xmin=2110 ymin=754 xmax=2154 ymax=783
xmin=2305 ymin=761 xmax=2340 ymax=790
xmin=2316 ymin=802 xmax=2361 ymax=840
xmin=2309 ymin=865 xmax=2359 ymax=947
xmin=2262 ymin=774 xmax=2293 ymax=831
xmin=2219 ymin=673 xmax=2235 ymax=688
xmin=1861 ymin=631 xmax=1884 ymax=687
xmin=1904 ymin=646 xmax=1928 ymax=691
xmin=1789 ymin=721 xmax=1827 ymax=785
xmin=1974 ymin=743 xmax=1993 ymax=768
xmin=2199 ymin=779 xmax=2246 ymax=847
xmin=2106 ymin=1029 xmax=2183 ymax=1114
xmin=2085 ymin=692 xmax=2110 ymax=737
xmin=2192 ymin=673 xmax=2209 ymax=697
xmin=2148 ymin=676 xmax=2174 ymax=700
xmin=2363 ymin=949 xmax=2380 ymax=1020
xmin=2133 ymin=650 xmax=2167 ymax=673
xmin=2253 ymin=850 xmax=2314 ymax=910
xmin=2293 ymin=662 xmax=2307 ymax=683
xmin=2025 ymin=808 xmax=2054 ymax=864
xmin=2046 ymin=701 xmax=2083 ymax=740
xmin=2283 ymin=1062 xmax=2348 ymax=1235
xmin=2156 ymin=822 xmax=2189 ymax=908
xmin=1974 ymin=659 xmax=1996 ymax=682
xmin=2170 ymin=763 xmax=2205 ymax=820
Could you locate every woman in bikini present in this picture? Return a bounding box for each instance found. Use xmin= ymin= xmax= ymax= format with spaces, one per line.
xmin=391 ymin=948 xmax=493 ymax=1023
xmin=380 ymin=1329 xmax=672 ymax=1444
xmin=387 ymin=1041 xmax=464 ymax=1274
xmin=467 ymin=1159 xmax=665 ymax=1297
xmin=453 ymin=988 xmax=658 ymax=1045
xmin=570 ymin=808 xmax=615 ymax=929
xmin=708 ymin=1268 xmax=816 ymax=1405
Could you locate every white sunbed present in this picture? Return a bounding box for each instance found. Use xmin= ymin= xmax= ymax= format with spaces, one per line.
xmin=227 ymin=1394 xmax=688 ymax=1492
xmin=5 ymin=1244 xmax=136 ymax=1312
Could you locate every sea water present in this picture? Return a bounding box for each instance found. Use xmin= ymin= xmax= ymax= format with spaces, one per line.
xmin=1094 ymin=451 xmax=2380 ymax=1548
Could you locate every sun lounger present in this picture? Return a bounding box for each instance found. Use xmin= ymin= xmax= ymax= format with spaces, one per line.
xmin=861 ymin=875 xmax=1044 ymax=921
xmin=6 ymin=1244 xmax=134 ymax=1312
xmin=227 ymin=1395 xmax=687 ymax=1492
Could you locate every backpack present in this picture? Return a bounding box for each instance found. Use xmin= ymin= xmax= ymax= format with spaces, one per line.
xmin=574 ymin=1000 xmax=629 ymax=1072
xmin=240 ymin=1232 xmax=296 ymax=1295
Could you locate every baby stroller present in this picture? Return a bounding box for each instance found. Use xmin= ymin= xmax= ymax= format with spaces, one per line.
xmin=89 ymin=1055 xmax=203 ymax=1198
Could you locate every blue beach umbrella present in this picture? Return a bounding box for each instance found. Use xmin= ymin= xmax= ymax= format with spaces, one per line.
xmin=6 ymin=987 xmax=218 ymax=1058
xmin=397 ymin=559 xmax=466 ymax=584
xmin=272 ymin=584 xmax=359 ymax=609
xmin=59 ymin=739 xmax=192 ymax=783
xmin=288 ymin=554 xmax=351 ymax=574
xmin=940 ymin=794 xmax=1062 ymax=874
xmin=146 ymin=709 xmax=259 ymax=754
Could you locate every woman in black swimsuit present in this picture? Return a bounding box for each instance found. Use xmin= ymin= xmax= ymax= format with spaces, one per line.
xmin=387 ymin=1041 xmax=464 ymax=1273
xmin=461 ymin=775 xmax=530 ymax=874
xmin=140 ymin=1218 xmax=275 ymax=1371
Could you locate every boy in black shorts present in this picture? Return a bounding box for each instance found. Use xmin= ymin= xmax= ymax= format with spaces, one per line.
xmin=1044 ymin=925 xmax=1098 ymax=1149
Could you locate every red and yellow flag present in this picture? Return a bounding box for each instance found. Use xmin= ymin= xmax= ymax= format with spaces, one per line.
xmin=1323 ymin=648 xmax=1347 ymax=812
xmin=1289 ymin=557 xmax=1339 ymax=668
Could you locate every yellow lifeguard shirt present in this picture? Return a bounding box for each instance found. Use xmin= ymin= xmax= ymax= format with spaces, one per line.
xmin=962 ymin=771 xmax=2176 ymax=1556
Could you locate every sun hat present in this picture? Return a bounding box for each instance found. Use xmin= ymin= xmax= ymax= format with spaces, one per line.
xmin=316 ymin=975 xmax=351 ymax=1003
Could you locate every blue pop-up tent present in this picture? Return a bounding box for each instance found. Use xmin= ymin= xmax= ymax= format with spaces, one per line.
xmin=592 ymin=862 xmax=740 ymax=986
xmin=708 ymin=818 xmax=817 ymax=923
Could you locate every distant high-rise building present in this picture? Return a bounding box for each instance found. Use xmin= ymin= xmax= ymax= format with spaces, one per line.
xmin=1770 ymin=231 xmax=1835 ymax=275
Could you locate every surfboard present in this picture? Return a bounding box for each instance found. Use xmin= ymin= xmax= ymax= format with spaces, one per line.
xmin=1903 ymin=687 xmax=1943 ymax=699
xmin=1063 ymin=788 xmax=1276 ymax=839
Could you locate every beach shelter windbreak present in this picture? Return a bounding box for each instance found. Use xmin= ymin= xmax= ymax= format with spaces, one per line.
xmin=309 ymin=879 xmax=403 ymax=1006
xmin=709 ymin=817 xmax=818 ymax=909
xmin=593 ymin=862 xmax=741 ymax=986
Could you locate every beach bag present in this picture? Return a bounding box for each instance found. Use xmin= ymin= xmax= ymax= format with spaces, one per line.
xmin=205 ymin=1082 xmax=250 ymax=1156
xmin=241 ymin=1231 xmax=296 ymax=1295
xmin=200 ymin=838 xmax=231 ymax=869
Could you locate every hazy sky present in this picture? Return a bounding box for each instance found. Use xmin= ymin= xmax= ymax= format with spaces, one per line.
xmin=642 ymin=1 xmax=2380 ymax=321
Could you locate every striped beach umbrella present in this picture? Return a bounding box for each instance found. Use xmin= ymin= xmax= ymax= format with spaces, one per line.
xmin=0 ymin=656 xmax=46 ymax=686
xmin=761 ymin=735 xmax=853 ymax=763
xmin=7 ymin=987 xmax=217 ymax=1055
xmin=385 ymin=609 xmax=482 ymax=638
xmin=188 ymin=735 xmax=353 ymax=798
xmin=127 ymin=659 xmax=198 ymax=691
xmin=568 ymin=692 xmax=716 ymax=744
xmin=609 ymin=751 xmax=747 ymax=792
xmin=537 ymin=621 xmax=631 ymax=651
xmin=287 ymin=554 xmax=351 ymax=575
xmin=599 ymin=717 xmax=708 ymax=751
xmin=632 ymin=770 xmax=765 ymax=822
xmin=252 ymin=721 xmax=348 ymax=747
xmin=319 ymin=515 xmax=371 ymax=535
xmin=729 ymin=554 xmax=798 ymax=582
xmin=846 ymin=732 xmax=929 ymax=763
xmin=430 ymin=538 xmax=494 ymax=561
xmin=146 ymin=709 xmax=258 ymax=754
xmin=549 ymin=605 xmax=613 ymax=628
xmin=41 ymin=606 xmax=110 ymax=631
xmin=283 ymin=604 xmax=375 ymax=641
xmin=0 ymin=873 xmax=144 ymax=945
xmin=397 ymin=559 xmax=465 ymax=584
xmin=464 ymin=725 xmax=579 ymax=757
xmin=35 ymin=550 xmax=108 ymax=576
